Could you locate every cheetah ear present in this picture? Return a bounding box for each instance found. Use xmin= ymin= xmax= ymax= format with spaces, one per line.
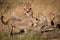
xmin=23 ymin=2 xmax=31 ymax=7
xmin=27 ymin=2 xmax=31 ymax=6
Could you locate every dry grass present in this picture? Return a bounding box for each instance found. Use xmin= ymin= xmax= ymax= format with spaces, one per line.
xmin=0 ymin=0 xmax=60 ymax=40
